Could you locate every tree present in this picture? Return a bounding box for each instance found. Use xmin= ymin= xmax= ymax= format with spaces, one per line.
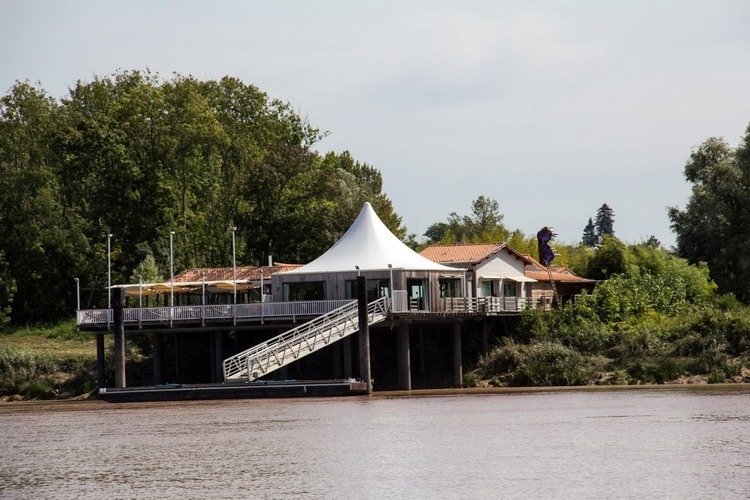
xmin=586 ymin=235 xmax=629 ymax=280
xmin=423 ymin=195 xmax=509 ymax=244
xmin=594 ymin=203 xmax=615 ymax=237
xmin=668 ymin=127 xmax=750 ymax=302
xmin=0 ymin=71 xmax=406 ymax=324
xmin=582 ymin=217 xmax=597 ymax=246
xmin=0 ymin=250 xmax=15 ymax=327
xmin=0 ymin=82 xmax=90 ymax=323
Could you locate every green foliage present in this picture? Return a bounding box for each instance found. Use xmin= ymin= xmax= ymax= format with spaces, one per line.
xmin=475 ymin=338 xmax=600 ymax=386
xmin=484 ymin=260 xmax=745 ymax=386
xmin=586 ymin=235 xmax=629 ymax=279
xmin=423 ymin=195 xmax=510 ymax=244
xmin=0 ymin=347 xmax=96 ymax=399
xmin=0 ymin=72 xmax=406 ymax=324
xmin=582 ymin=217 xmax=597 ymax=246
xmin=669 ymin=126 xmax=750 ymax=303
xmin=130 ymin=254 xmax=162 ymax=283
xmin=0 ymin=250 xmax=15 ymax=327
xmin=594 ymin=203 xmax=615 ymax=236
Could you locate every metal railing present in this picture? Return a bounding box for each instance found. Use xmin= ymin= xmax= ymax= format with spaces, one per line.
xmin=223 ymin=297 xmax=390 ymax=381
xmin=76 ymin=294 xmax=553 ymax=327
xmin=442 ymin=296 xmax=546 ymax=314
xmin=76 ymin=300 xmax=353 ymax=326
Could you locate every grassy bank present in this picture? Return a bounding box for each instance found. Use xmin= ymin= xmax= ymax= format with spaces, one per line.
xmin=0 ymin=321 xmax=99 ymax=400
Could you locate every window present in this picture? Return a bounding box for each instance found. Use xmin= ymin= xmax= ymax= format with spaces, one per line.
xmin=503 ymin=280 xmax=517 ymax=297
xmin=283 ymin=281 xmax=326 ymax=301
xmin=439 ymin=278 xmax=461 ymax=298
xmin=480 ymin=280 xmax=494 ymax=297
xmin=345 ymin=279 xmax=390 ymax=300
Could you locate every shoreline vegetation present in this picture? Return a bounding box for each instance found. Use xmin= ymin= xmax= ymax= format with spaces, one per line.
xmin=2 ymin=300 xmax=750 ymax=402
xmin=0 ymin=322 xmax=99 ymax=401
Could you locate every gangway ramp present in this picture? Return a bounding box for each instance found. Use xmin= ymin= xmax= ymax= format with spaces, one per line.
xmin=223 ymin=297 xmax=389 ymax=382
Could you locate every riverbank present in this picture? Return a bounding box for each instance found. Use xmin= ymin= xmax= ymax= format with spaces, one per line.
xmin=0 ymin=321 xmax=99 ymax=400
xmin=3 ymin=382 xmax=750 ymax=411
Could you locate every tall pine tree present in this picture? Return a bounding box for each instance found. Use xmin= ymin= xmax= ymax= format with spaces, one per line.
xmin=595 ymin=203 xmax=615 ymax=237
xmin=582 ymin=217 xmax=598 ymax=246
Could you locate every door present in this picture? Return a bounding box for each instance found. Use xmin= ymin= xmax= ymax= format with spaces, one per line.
xmin=406 ymin=278 xmax=427 ymax=311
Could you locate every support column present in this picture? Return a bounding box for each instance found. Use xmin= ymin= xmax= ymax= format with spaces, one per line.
xmin=397 ymin=325 xmax=411 ymax=390
xmin=357 ymin=275 xmax=372 ymax=394
xmin=333 ymin=339 xmax=343 ymax=379
xmin=214 ymin=331 xmax=224 ymax=382
xmin=452 ymin=323 xmax=462 ymax=387
xmin=209 ymin=332 xmax=216 ymax=382
xmin=153 ymin=331 xmax=164 ymax=385
xmin=482 ymin=319 xmax=490 ymax=353
xmin=342 ymin=337 xmax=352 ymax=379
xmin=113 ymin=287 xmax=126 ymax=388
xmin=96 ymin=333 xmax=106 ymax=389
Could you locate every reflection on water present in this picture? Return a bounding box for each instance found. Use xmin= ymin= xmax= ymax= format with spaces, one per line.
xmin=1 ymin=386 xmax=749 ymax=499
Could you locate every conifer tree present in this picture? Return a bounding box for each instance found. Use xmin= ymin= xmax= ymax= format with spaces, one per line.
xmin=595 ymin=203 xmax=615 ymax=237
xmin=582 ymin=217 xmax=598 ymax=246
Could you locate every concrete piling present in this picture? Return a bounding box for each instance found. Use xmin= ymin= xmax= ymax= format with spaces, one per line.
xmin=113 ymin=287 xmax=126 ymax=388
xmin=356 ymin=275 xmax=372 ymax=394
xmin=397 ymin=325 xmax=411 ymax=390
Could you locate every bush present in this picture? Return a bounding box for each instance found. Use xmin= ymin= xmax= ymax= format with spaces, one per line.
xmin=0 ymin=347 xmax=96 ymax=399
xmin=476 ymin=339 xmax=598 ymax=387
xmin=625 ymin=357 xmax=689 ymax=383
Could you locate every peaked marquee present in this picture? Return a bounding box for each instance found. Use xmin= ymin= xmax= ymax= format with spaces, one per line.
xmin=282 ymin=202 xmax=459 ymax=274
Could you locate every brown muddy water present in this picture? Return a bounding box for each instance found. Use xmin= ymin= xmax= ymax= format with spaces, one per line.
xmin=1 ymin=386 xmax=748 ymax=499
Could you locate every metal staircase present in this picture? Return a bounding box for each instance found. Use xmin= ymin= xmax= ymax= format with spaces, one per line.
xmin=223 ymin=297 xmax=390 ymax=382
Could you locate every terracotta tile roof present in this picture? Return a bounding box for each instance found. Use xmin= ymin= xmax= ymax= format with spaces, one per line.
xmin=523 ymin=254 xmax=596 ymax=283
xmin=173 ymin=263 xmax=300 ymax=282
xmin=420 ymin=243 xmax=504 ymax=264
xmin=420 ymin=242 xmax=536 ymax=266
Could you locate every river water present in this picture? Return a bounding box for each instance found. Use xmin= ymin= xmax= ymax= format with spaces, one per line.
xmin=1 ymin=386 xmax=748 ymax=499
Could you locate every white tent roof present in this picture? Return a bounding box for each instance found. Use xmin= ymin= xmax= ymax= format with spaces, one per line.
xmin=281 ymin=202 xmax=460 ymax=274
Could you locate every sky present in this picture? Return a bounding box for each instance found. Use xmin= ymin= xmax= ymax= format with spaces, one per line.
xmin=2 ymin=0 xmax=750 ymax=247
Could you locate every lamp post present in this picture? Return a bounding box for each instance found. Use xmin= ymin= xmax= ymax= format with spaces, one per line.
xmin=74 ymin=277 xmax=80 ymax=312
xmin=388 ymin=264 xmax=393 ymax=297
xmin=138 ymin=274 xmax=143 ymax=309
xmin=138 ymin=274 xmax=143 ymax=325
xmin=355 ymin=265 xmax=360 ymax=277
xmin=169 ymin=231 xmax=175 ymax=308
xmin=232 ymin=226 xmax=237 ymax=305
xmin=107 ymin=233 xmax=113 ymax=313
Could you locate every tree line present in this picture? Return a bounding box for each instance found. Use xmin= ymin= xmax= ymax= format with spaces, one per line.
xmin=0 ymin=71 xmax=405 ymax=325
xmin=1 ymin=68 xmax=748 ymax=326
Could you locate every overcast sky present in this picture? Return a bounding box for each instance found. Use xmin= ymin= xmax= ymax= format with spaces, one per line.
xmin=3 ymin=0 xmax=749 ymax=247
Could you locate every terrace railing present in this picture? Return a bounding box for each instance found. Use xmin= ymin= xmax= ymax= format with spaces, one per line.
xmin=76 ymin=294 xmax=552 ymax=327
xmin=76 ymin=299 xmax=353 ymax=326
xmin=442 ymin=296 xmax=544 ymax=314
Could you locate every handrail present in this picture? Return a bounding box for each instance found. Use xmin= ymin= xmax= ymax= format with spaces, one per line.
xmin=77 ymin=293 xmax=551 ymax=327
xmin=76 ymin=300 xmax=353 ymax=326
xmin=223 ymin=296 xmax=390 ymax=381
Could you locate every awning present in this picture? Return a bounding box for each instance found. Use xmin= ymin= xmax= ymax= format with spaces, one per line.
xmin=209 ymin=281 xmax=257 ymax=291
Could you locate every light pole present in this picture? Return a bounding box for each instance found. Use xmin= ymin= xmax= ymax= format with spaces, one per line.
xmin=138 ymin=274 xmax=143 ymax=309
xmin=232 ymin=226 xmax=237 ymax=305
xmin=169 ymin=231 xmax=175 ymax=308
xmin=107 ymin=233 xmax=113 ymax=312
xmin=388 ymin=264 xmax=393 ymax=297
xmin=74 ymin=277 xmax=80 ymax=312
xmin=138 ymin=274 xmax=143 ymax=325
